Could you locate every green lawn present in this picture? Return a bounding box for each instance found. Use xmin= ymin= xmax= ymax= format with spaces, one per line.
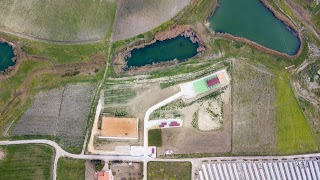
xmin=274 ymin=72 xmax=318 ymax=154
xmin=0 ymin=144 xmax=53 ymax=180
xmin=147 ymin=161 xmax=192 ymax=180
xmin=57 ymin=158 xmax=85 ymax=180
xmin=148 ymin=129 xmax=162 ymax=147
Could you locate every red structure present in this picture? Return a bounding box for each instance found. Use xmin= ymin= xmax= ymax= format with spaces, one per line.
xmin=169 ymin=121 xmax=180 ymax=127
xmin=206 ymin=77 xmax=220 ymax=87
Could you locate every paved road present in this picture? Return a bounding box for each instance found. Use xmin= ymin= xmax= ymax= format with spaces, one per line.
xmin=1 ymin=139 xmax=320 ymax=180
xmin=143 ymin=92 xmax=184 ymax=179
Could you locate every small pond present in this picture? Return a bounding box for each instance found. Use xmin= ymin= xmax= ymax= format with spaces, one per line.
xmin=0 ymin=42 xmax=15 ymax=71
xmin=126 ymin=36 xmax=199 ymax=68
xmin=209 ymin=0 xmax=300 ymax=55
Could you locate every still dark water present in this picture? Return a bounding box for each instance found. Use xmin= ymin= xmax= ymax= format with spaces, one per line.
xmin=126 ymin=36 xmax=199 ymax=67
xmin=0 ymin=42 xmax=15 ymax=71
xmin=209 ymin=0 xmax=300 ymax=55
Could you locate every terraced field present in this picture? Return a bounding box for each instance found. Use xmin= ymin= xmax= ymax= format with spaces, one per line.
xmin=0 ymin=0 xmax=117 ymax=42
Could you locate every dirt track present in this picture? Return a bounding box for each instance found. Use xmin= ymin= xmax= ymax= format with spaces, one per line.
xmin=283 ymin=0 xmax=320 ymax=40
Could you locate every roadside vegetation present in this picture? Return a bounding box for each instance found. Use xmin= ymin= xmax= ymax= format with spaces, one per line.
xmin=147 ymin=161 xmax=192 ymax=180
xmin=57 ymin=158 xmax=85 ymax=180
xmin=148 ymin=129 xmax=162 ymax=147
xmin=0 ymin=144 xmax=53 ymax=180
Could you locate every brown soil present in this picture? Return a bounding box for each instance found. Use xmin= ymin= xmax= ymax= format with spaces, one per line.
xmin=283 ymin=0 xmax=320 ymax=40
xmin=212 ymin=0 xmax=303 ymax=58
xmin=112 ymin=25 xmax=206 ymax=75
xmin=158 ymin=87 xmax=232 ymax=155
xmin=100 ymin=117 xmax=137 ymax=138
xmin=231 ymin=59 xmax=277 ymax=153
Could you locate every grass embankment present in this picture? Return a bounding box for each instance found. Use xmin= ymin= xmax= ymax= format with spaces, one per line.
xmin=147 ymin=161 xmax=192 ymax=180
xmin=0 ymin=144 xmax=53 ymax=180
xmin=274 ymin=71 xmax=318 ymax=154
xmin=57 ymin=158 xmax=85 ymax=180
xmin=148 ymin=129 xmax=162 ymax=147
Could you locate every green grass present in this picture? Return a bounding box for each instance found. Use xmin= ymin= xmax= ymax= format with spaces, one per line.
xmin=21 ymin=41 xmax=108 ymax=64
xmin=147 ymin=161 xmax=192 ymax=180
xmin=179 ymin=0 xmax=217 ymax=24
xmin=148 ymin=129 xmax=162 ymax=147
xmin=274 ymin=71 xmax=318 ymax=154
xmin=0 ymin=144 xmax=53 ymax=180
xmin=57 ymin=158 xmax=85 ymax=180
xmin=0 ymin=0 xmax=117 ymax=41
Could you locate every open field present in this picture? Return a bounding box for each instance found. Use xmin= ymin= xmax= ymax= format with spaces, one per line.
xmin=0 ymin=144 xmax=53 ymax=180
xmin=231 ymin=60 xmax=277 ymax=153
xmin=275 ymin=71 xmax=318 ymax=154
xmin=57 ymin=158 xmax=85 ymax=180
xmin=147 ymin=161 xmax=191 ymax=180
xmin=156 ymin=87 xmax=231 ymax=155
xmin=112 ymin=0 xmax=190 ymax=41
xmin=96 ymin=81 xmax=179 ymax=151
xmin=12 ymin=84 xmax=95 ymax=147
xmin=148 ymin=129 xmax=162 ymax=147
xmin=0 ymin=0 xmax=117 ymax=42
xmin=110 ymin=161 xmax=143 ymax=180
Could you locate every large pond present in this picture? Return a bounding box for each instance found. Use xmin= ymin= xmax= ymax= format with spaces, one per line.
xmin=126 ymin=36 xmax=199 ymax=67
xmin=209 ymin=0 xmax=300 ymax=55
xmin=0 ymin=42 xmax=15 ymax=71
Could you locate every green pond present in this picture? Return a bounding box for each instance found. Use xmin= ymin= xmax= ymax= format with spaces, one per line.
xmin=126 ymin=36 xmax=199 ymax=67
xmin=209 ymin=0 xmax=300 ymax=55
xmin=0 ymin=42 xmax=15 ymax=71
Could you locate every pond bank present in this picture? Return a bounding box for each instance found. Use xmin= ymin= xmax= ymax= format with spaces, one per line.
xmin=209 ymin=0 xmax=302 ymax=58
xmin=113 ymin=25 xmax=206 ymax=74
xmin=0 ymin=38 xmax=19 ymax=75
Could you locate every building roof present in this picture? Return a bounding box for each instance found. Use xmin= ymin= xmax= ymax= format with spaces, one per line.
xmin=193 ymin=75 xmax=220 ymax=95
xmin=206 ymin=77 xmax=220 ymax=87
xmin=97 ymin=171 xmax=110 ymax=180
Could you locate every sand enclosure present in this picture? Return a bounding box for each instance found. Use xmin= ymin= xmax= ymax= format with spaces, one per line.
xmin=100 ymin=117 xmax=138 ymax=139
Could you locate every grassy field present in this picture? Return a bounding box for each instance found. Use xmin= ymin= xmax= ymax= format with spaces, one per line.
xmin=0 ymin=144 xmax=53 ymax=180
xmin=232 ymin=60 xmax=277 ymax=153
xmin=0 ymin=0 xmax=117 ymax=41
xmin=57 ymin=158 xmax=85 ymax=180
xmin=274 ymin=71 xmax=318 ymax=154
xmin=147 ymin=161 xmax=192 ymax=180
xmin=148 ymin=129 xmax=162 ymax=147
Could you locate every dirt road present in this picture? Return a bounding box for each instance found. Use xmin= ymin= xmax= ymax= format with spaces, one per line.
xmin=284 ymin=0 xmax=320 ymax=40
